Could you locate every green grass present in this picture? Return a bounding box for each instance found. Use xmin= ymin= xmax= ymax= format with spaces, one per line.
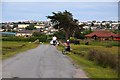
xmin=71 ymin=44 xmax=118 ymax=54
xmin=69 ymin=53 xmax=118 ymax=78
xmin=57 ymin=43 xmax=118 ymax=78
xmin=1 ymin=41 xmax=39 ymax=59
xmin=79 ymin=40 xmax=120 ymax=47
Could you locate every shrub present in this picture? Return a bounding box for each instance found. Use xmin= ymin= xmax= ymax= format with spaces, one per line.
xmin=71 ymin=44 xmax=119 ymax=72
xmin=32 ymin=32 xmax=42 ymax=37
xmin=87 ymin=49 xmax=118 ymax=70
xmin=87 ymin=49 xmax=97 ymax=61
xmin=2 ymin=36 xmax=47 ymax=42
xmin=70 ymin=37 xmax=76 ymax=43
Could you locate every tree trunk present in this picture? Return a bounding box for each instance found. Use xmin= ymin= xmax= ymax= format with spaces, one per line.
xmin=65 ymin=28 xmax=71 ymax=40
xmin=65 ymin=29 xmax=70 ymax=40
xmin=66 ymin=33 xmax=69 ymax=40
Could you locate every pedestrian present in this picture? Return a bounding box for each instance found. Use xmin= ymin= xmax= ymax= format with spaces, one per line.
xmin=66 ymin=40 xmax=70 ymax=52
xmin=52 ymin=35 xmax=57 ymax=45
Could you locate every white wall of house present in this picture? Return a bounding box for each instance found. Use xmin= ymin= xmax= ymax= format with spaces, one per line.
xmin=9 ymin=25 xmax=13 ymax=27
xmin=91 ymin=27 xmax=97 ymax=30
xmin=111 ymin=22 xmax=118 ymax=25
xmin=34 ymin=25 xmax=45 ymax=28
xmin=102 ymin=23 xmax=106 ymax=25
xmin=18 ymin=24 xmax=29 ymax=28
xmin=94 ymin=22 xmax=101 ymax=25
xmin=16 ymin=33 xmax=32 ymax=37
xmin=79 ymin=22 xmax=84 ymax=25
xmin=0 ymin=29 xmax=4 ymax=31
xmin=43 ymin=30 xmax=48 ymax=33
xmin=83 ymin=26 xmax=90 ymax=29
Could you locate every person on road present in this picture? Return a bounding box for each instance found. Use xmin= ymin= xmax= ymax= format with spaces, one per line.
xmin=52 ymin=35 xmax=57 ymax=45
xmin=65 ymin=40 xmax=70 ymax=52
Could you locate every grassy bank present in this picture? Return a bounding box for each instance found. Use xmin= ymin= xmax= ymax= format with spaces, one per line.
xmin=69 ymin=53 xmax=118 ymax=78
xmin=76 ymin=40 xmax=120 ymax=47
xmin=71 ymin=45 xmax=118 ymax=69
xmin=1 ymin=41 xmax=39 ymax=59
xmin=57 ymin=43 xmax=119 ymax=78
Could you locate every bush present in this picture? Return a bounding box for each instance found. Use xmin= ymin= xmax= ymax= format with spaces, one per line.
xmin=2 ymin=36 xmax=47 ymax=42
xmin=74 ymin=40 xmax=80 ymax=45
xmin=74 ymin=32 xmax=85 ymax=39
xmin=70 ymin=37 xmax=75 ymax=43
xmin=32 ymin=32 xmax=43 ymax=37
xmin=87 ymin=49 xmax=118 ymax=70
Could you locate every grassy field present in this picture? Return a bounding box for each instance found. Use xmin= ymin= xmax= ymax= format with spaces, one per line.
xmin=1 ymin=41 xmax=39 ymax=59
xmin=57 ymin=40 xmax=119 ymax=78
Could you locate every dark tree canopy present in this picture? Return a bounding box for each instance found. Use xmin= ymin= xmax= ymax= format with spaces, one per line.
xmin=25 ymin=23 xmax=36 ymax=30
xmin=47 ymin=10 xmax=80 ymax=40
xmin=32 ymin=32 xmax=43 ymax=37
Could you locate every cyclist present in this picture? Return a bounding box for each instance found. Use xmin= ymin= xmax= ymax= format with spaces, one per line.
xmin=64 ymin=40 xmax=70 ymax=52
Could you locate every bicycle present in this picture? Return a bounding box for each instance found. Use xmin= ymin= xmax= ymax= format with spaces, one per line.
xmin=62 ymin=46 xmax=71 ymax=55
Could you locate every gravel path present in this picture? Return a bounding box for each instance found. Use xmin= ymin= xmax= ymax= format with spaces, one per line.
xmin=2 ymin=44 xmax=88 ymax=78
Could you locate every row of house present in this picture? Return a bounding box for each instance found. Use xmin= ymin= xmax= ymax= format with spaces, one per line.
xmin=79 ymin=21 xmax=119 ymax=30
xmin=16 ymin=28 xmax=58 ymax=37
xmin=1 ymin=20 xmax=119 ymax=39
xmin=1 ymin=21 xmax=58 ymax=37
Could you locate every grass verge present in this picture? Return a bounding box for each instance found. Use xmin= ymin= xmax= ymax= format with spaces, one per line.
xmin=1 ymin=41 xmax=39 ymax=59
xmin=69 ymin=53 xmax=118 ymax=78
xmin=57 ymin=44 xmax=118 ymax=78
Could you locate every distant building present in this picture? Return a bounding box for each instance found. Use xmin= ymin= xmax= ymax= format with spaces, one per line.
xmin=34 ymin=25 xmax=45 ymax=29
xmin=18 ymin=24 xmax=29 ymax=29
xmin=85 ymin=30 xmax=118 ymax=40
xmin=16 ymin=30 xmax=33 ymax=37
xmin=114 ymin=34 xmax=120 ymax=41
xmin=83 ymin=26 xmax=90 ymax=29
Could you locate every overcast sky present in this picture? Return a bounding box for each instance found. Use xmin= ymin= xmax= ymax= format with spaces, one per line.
xmin=1 ymin=0 xmax=120 ymax=2
xmin=1 ymin=1 xmax=118 ymax=22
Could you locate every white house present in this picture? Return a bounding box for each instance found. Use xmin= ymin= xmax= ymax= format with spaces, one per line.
xmin=16 ymin=30 xmax=33 ymax=37
xmin=83 ymin=26 xmax=90 ymax=29
xmin=0 ymin=29 xmax=4 ymax=32
xmin=16 ymin=33 xmax=32 ymax=37
xmin=91 ymin=26 xmax=97 ymax=31
xmin=34 ymin=25 xmax=45 ymax=29
xmin=18 ymin=24 xmax=29 ymax=29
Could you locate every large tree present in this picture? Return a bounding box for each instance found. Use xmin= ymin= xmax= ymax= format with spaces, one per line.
xmin=47 ymin=10 xmax=80 ymax=40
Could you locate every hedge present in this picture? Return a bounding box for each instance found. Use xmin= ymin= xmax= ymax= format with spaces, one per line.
xmin=2 ymin=36 xmax=47 ymax=42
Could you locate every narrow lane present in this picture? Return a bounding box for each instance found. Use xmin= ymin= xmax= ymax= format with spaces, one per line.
xmin=2 ymin=44 xmax=87 ymax=78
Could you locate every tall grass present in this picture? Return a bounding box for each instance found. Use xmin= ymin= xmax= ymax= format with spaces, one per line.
xmin=88 ymin=49 xmax=118 ymax=69
xmin=58 ymin=41 xmax=119 ymax=78
xmin=69 ymin=53 xmax=118 ymax=78
xmin=71 ymin=45 xmax=119 ymax=71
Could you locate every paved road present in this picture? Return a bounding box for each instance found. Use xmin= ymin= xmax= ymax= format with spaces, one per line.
xmin=2 ymin=45 xmax=87 ymax=78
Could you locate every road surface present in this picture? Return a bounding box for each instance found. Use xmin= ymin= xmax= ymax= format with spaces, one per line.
xmin=2 ymin=45 xmax=87 ymax=78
